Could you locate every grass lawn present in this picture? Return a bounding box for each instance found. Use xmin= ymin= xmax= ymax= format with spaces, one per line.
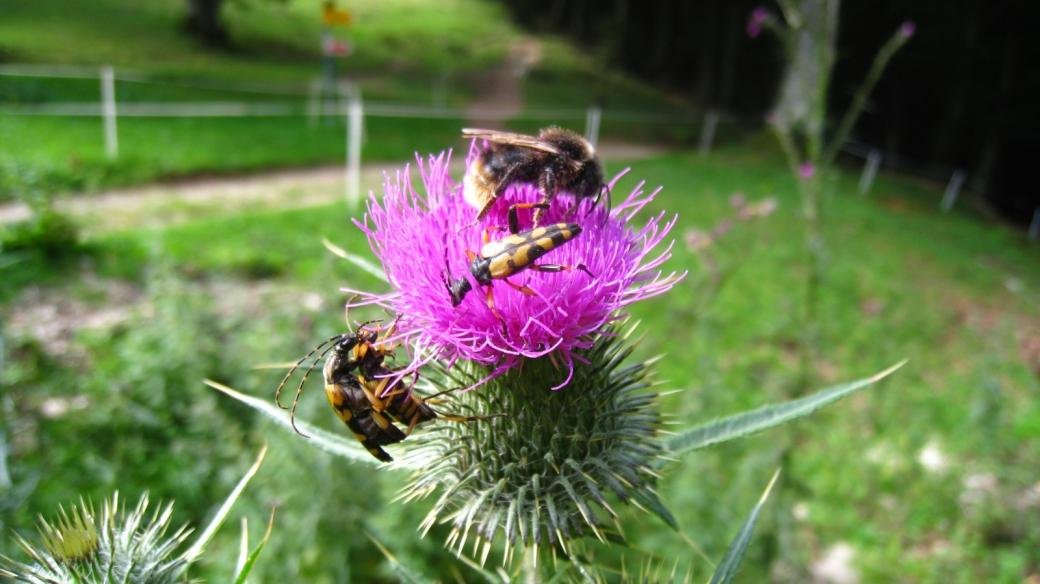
xmin=0 ymin=0 xmax=699 ymax=198
xmin=2 ymin=144 xmax=1038 ymax=582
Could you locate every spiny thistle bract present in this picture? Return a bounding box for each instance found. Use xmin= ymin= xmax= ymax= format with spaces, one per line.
xmin=0 ymin=493 xmax=192 ymax=584
xmin=397 ymin=323 xmax=671 ymax=566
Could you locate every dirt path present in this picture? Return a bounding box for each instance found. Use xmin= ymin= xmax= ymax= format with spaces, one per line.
xmin=466 ymin=39 xmax=542 ymax=128
xmin=0 ymin=141 xmax=667 ymax=236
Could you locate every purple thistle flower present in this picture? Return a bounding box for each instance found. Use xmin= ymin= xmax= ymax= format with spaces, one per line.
xmin=900 ymin=21 xmax=916 ymax=38
xmin=349 ymin=146 xmax=682 ymax=390
xmin=747 ymin=6 xmax=769 ymax=37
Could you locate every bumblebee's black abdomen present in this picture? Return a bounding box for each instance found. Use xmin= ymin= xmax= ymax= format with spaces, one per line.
xmin=482 ymin=145 xmax=541 ymax=182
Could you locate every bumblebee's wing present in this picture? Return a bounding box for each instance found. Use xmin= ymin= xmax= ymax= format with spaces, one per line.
xmin=462 ymin=128 xmax=561 ymax=154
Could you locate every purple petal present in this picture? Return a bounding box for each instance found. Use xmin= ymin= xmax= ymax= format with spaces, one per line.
xmin=353 ymin=148 xmax=683 ymax=388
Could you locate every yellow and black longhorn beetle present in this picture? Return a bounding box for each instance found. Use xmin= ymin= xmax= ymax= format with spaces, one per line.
xmin=443 ymin=203 xmax=594 ymax=327
xmin=276 ymin=304 xmax=498 ymax=461
xmin=324 ymin=368 xmax=406 ymax=462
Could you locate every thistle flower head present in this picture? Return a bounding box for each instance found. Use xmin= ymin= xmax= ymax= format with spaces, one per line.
xmin=396 ymin=323 xmax=670 ymax=565
xmin=0 ymin=493 xmax=191 ymax=584
xmin=352 ymin=147 xmax=680 ymax=389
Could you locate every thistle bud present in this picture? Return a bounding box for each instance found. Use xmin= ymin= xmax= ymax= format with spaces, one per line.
xmin=398 ymin=325 xmax=669 ymax=565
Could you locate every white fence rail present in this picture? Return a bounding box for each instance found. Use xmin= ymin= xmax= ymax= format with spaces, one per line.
xmin=6 ymin=64 xmax=1021 ymax=224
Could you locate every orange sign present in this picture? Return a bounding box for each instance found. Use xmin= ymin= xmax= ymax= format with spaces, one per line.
xmin=322 ymin=2 xmax=353 ymax=26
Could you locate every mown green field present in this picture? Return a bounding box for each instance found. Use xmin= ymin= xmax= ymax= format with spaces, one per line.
xmin=2 ymin=144 xmax=1038 ymax=582
xmin=0 ymin=0 xmax=696 ymax=198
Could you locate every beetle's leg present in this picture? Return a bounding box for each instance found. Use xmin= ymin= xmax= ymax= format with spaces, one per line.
xmin=374 ymin=314 xmax=402 ymax=352
xmin=357 ymin=375 xmax=391 ymax=412
xmin=533 ymin=170 xmax=557 ymax=227
xmin=484 ymin=285 xmax=507 ymax=332
xmin=527 ymin=263 xmax=596 ymax=278
xmin=435 ymin=413 xmax=508 ymax=424
xmin=503 ymin=278 xmax=538 ymax=296
xmin=507 ymin=203 xmax=551 ymax=234
xmin=405 ymin=410 xmax=421 ymax=436
xmin=481 ymin=225 xmax=507 ymax=246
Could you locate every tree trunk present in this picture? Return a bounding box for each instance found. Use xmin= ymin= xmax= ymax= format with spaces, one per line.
xmin=184 ymin=0 xmax=229 ymax=47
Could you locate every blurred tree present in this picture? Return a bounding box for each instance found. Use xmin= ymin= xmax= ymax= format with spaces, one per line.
xmin=184 ymin=0 xmax=229 ymax=47
xmin=499 ymin=0 xmax=1040 ymax=222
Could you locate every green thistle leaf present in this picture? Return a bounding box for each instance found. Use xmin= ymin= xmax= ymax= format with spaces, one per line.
xmin=666 ymin=360 xmax=906 ymax=455
xmin=707 ymin=469 xmax=780 ymax=584
xmin=205 ymin=380 xmax=381 ymax=465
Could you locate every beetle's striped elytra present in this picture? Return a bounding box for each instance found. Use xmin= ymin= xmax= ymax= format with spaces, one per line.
xmin=443 ymin=203 xmax=594 ymax=330
xmin=324 ymin=372 xmax=404 ymax=462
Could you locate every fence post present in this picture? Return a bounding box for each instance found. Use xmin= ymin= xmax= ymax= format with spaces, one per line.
xmin=1029 ymin=207 xmax=1040 ymax=243
xmin=432 ymin=71 xmax=450 ymax=111
xmin=307 ymin=78 xmax=322 ymax=127
xmin=346 ymin=86 xmax=363 ymax=208
xmin=584 ymin=106 xmax=601 ymax=149
xmin=698 ymin=110 xmax=719 ymax=156
xmin=100 ymin=65 xmax=118 ymax=159
xmin=940 ymin=169 xmax=967 ymax=213
xmin=858 ymin=148 xmax=882 ymax=195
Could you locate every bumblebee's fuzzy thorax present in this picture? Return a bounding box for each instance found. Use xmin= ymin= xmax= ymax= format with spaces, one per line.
xmin=460 ymin=127 xmax=606 ymax=227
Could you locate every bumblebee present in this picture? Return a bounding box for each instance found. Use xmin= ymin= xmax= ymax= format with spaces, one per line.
xmin=461 ymin=127 xmax=606 ymax=229
xmin=443 ymin=203 xmax=594 ymax=328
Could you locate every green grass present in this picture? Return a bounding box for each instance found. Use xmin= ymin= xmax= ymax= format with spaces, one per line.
xmin=0 ymin=0 xmax=700 ymax=195
xmin=0 ymin=0 xmax=516 ymax=77
xmin=3 ymin=145 xmax=1038 ymax=582
xmin=0 ymin=113 xmax=466 ymax=192
xmin=0 ymin=0 xmax=512 ymax=194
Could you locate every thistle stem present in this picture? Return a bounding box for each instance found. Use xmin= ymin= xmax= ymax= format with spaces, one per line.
xmin=822 ymin=26 xmax=913 ymax=166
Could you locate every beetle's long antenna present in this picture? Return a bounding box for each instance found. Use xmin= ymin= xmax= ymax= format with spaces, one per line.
xmin=276 ymin=335 xmax=341 ymax=409
xmin=289 ymin=342 xmax=339 ymax=437
xmin=344 ymin=293 xmax=361 ymax=333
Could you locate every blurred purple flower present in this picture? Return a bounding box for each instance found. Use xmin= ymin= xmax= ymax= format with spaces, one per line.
xmin=900 ymin=21 xmax=916 ymax=37
xmin=799 ymin=162 xmax=815 ymax=178
xmin=747 ymin=6 xmax=769 ymax=37
xmin=684 ymin=228 xmax=713 ymax=252
xmin=349 ymin=147 xmax=682 ymax=390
